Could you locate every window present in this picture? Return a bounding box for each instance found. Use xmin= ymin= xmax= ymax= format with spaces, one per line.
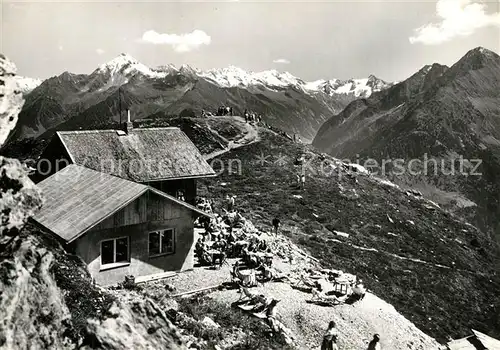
xmin=149 ymin=229 xmax=175 ymax=257
xmin=101 ymin=237 xmax=129 ymax=266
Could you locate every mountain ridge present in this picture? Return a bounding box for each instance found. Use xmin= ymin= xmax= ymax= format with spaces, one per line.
xmin=8 ymin=54 xmax=392 ymax=144
xmin=312 ymin=46 xmax=500 ymax=236
xmin=22 ymin=52 xmax=392 ymax=97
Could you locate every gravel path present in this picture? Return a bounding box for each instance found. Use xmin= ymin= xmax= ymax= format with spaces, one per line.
xmin=148 ymin=255 xmax=441 ymax=350
xmin=204 ymin=116 xmax=260 ymax=160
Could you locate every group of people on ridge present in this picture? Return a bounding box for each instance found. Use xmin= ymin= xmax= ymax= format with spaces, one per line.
xmin=217 ymin=106 xmax=233 ymax=116
xmin=244 ymin=109 xmax=262 ymax=124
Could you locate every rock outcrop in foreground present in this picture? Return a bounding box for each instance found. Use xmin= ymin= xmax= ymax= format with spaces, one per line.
xmin=0 ymin=54 xmax=25 ymax=146
xmin=0 ymin=54 xmax=186 ymax=350
xmin=0 ymin=228 xmax=186 ymax=349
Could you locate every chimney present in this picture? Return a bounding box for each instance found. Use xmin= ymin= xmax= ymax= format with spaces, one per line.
xmin=124 ymin=109 xmax=133 ymax=134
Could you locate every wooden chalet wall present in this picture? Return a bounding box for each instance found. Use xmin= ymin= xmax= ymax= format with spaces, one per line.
xmin=147 ymin=179 xmax=197 ymax=205
xmin=71 ymin=191 xmax=196 ymax=286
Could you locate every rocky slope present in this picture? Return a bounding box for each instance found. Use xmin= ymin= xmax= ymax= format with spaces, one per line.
xmin=1 ymin=55 xmax=27 ymax=147
xmin=6 ymin=53 xmax=391 ymax=145
xmin=198 ymin=126 xmax=500 ymax=344
xmin=313 ymin=47 xmax=500 ymax=237
xmin=0 ymin=224 xmax=186 ymax=350
xmin=0 ymin=54 xmax=186 ymax=350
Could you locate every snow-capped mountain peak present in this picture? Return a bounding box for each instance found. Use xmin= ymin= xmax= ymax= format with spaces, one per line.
xmin=155 ymin=64 xmax=178 ymax=74
xmin=18 ymin=53 xmax=393 ymax=99
xmin=179 ymin=64 xmax=200 ymax=75
xmin=95 ymin=53 xmax=168 ymax=79
xmin=14 ymin=76 xmax=43 ymax=94
xmin=97 ymin=53 xmax=139 ymax=73
xmin=304 ymin=75 xmax=392 ymax=98
xmin=199 ymin=66 xmax=304 ymax=89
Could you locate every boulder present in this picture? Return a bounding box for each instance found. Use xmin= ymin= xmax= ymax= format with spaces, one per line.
xmin=0 ymin=156 xmax=44 ymax=236
xmin=201 ymin=316 xmax=220 ymax=329
xmin=81 ymin=299 xmax=185 ymax=349
xmin=0 ymin=54 xmax=24 ymax=146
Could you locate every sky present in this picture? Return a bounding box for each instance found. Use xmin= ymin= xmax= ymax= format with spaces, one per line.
xmin=1 ymin=0 xmax=499 ymax=82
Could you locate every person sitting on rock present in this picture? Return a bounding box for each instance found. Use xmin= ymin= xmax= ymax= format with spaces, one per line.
xmin=195 ymin=237 xmax=205 ymax=258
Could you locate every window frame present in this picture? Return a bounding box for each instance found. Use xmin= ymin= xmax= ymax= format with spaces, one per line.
xmin=148 ymin=228 xmax=176 ymax=258
xmin=99 ymin=236 xmax=130 ymax=271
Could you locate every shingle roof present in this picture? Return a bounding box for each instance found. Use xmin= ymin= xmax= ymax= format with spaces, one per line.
xmin=56 ymin=127 xmax=216 ymax=182
xmin=33 ymin=165 xmax=211 ymax=243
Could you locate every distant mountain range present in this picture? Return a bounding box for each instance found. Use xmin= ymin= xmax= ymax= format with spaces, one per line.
xmin=9 ymin=53 xmax=393 ymax=143
xmin=313 ymin=47 xmax=500 ymax=236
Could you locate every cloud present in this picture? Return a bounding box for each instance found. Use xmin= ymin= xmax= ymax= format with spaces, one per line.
xmin=141 ymin=29 xmax=211 ymax=52
xmin=96 ymin=48 xmax=105 ymax=55
xmin=409 ymin=0 xmax=500 ymax=45
xmin=273 ymin=58 xmax=291 ymax=64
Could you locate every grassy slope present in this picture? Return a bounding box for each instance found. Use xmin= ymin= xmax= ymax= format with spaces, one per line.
xmin=198 ymin=128 xmax=500 ymax=344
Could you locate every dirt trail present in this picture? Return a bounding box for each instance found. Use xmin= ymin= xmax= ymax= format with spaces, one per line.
xmin=204 ymin=116 xmax=260 ymax=160
xmin=167 ymin=255 xmax=441 ymax=350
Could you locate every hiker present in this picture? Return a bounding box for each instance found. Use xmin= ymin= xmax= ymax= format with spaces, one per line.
xmin=226 ymin=195 xmax=235 ymax=212
xmin=301 ymin=173 xmax=306 ymax=189
xmin=272 ymin=217 xmax=280 ymax=235
xmin=367 ymin=334 xmax=381 ymax=350
xmin=321 ymin=321 xmax=339 ymax=350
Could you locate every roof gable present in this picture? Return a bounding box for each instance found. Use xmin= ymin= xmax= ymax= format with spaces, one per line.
xmin=33 ymin=165 xmax=212 ymax=243
xmin=56 ymin=127 xmax=216 ymax=182
xmin=33 ymin=165 xmax=147 ymax=242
